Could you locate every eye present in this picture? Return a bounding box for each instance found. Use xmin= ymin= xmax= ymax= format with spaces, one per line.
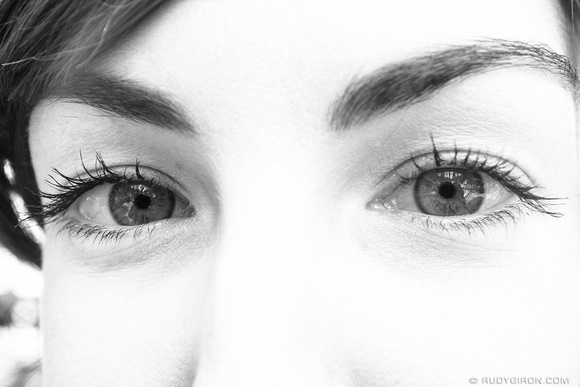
xmin=367 ymin=145 xmax=560 ymax=230
xmin=70 ymin=180 xmax=194 ymax=226
xmin=376 ymin=166 xmax=511 ymax=217
xmin=30 ymin=154 xmax=199 ymax=247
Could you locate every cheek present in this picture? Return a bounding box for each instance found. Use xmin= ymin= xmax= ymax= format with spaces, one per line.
xmin=40 ymin=243 xmax=205 ymax=386
xmin=305 ymin=244 xmax=580 ymax=384
xmin=38 ymin=211 xmax=580 ymax=385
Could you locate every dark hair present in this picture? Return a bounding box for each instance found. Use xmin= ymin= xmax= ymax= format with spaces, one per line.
xmin=0 ymin=0 xmax=578 ymax=267
xmin=0 ymin=0 xmax=165 ymax=266
xmin=560 ymin=0 xmax=580 ymax=53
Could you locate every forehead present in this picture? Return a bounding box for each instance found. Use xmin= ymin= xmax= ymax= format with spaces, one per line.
xmin=99 ymin=0 xmax=567 ymax=126
xmin=109 ymin=0 xmax=566 ymax=74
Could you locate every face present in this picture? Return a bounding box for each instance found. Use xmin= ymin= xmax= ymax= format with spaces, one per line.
xmin=29 ymin=1 xmax=580 ymax=386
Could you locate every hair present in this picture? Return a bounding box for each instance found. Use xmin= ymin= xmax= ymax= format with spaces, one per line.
xmin=0 ymin=0 xmax=578 ymax=267
xmin=0 ymin=0 xmax=166 ymax=267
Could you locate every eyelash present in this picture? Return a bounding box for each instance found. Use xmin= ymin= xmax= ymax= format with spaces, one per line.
xmin=379 ymin=137 xmax=563 ymax=234
xmin=30 ymin=139 xmax=563 ymax=245
xmin=29 ymin=153 xmax=163 ymax=245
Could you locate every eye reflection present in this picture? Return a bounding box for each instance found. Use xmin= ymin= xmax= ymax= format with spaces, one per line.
xmin=414 ymin=168 xmax=485 ymax=216
xmin=109 ymin=181 xmax=177 ymax=226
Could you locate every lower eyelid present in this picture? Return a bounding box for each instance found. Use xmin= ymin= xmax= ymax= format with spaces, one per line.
xmin=47 ymin=217 xmax=172 ymax=266
xmin=50 ymin=214 xmax=194 ymax=253
xmin=390 ymin=201 xmax=531 ymax=237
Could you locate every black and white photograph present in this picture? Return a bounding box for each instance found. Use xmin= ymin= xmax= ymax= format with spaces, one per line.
xmin=0 ymin=1 xmax=579 ymax=386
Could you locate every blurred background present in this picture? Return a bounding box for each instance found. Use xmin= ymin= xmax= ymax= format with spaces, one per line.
xmin=0 ymin=247 xmax=42 ymax=386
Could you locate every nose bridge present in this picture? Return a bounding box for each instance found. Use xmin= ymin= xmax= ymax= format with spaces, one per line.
xmin=207 ymin=211 xmax=309 ymax=351
xmin=193 ymin=175 xmax=333 ymax=386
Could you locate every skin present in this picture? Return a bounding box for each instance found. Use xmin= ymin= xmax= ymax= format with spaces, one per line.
xmin=29 ymin=1 xmax=580 ymax=386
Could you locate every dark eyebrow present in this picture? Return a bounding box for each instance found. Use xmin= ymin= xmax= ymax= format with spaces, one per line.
xmin=47 ymin=73 xmax=195 ymax=134
xmin=329 ymin=39 xmax=579 ymax=131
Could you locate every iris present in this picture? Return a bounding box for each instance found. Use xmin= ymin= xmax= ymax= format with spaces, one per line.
xmin=109 ymin=181 xmax=176 ymax=225
xmin=414 ymin=168 xmax=484 ymax=216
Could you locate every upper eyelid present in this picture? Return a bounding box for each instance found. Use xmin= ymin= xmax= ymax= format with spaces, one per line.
xmin=50 ymin=158 xmax=187 ymax=195
xmin=33 ymin=156 xmax=192 ymax=224
xmin=376 ymin=148 xmax=530 ymax=184
xmin=369 ymin=149 xmax=533 ymax=206
xmin=68 ymin=166 xmax=191 ymax=204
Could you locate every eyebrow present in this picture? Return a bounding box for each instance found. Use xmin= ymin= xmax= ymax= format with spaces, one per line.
xmin=48 ymin=73 xmax=195 ymax=134
xmin=329 ymin=39 xmax=579 ymax=131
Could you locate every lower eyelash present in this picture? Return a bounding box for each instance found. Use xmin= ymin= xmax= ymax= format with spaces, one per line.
xmin=55 ymin=218 xmax=160 ymax=247
xmin=59 ymin=220 xmax=131 ymax=245
xmin=408 ymin=201 xmax=556 ymax=236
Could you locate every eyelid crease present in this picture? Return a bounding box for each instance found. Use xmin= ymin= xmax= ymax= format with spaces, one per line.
xmin=375 ymin=139 xmax=527 ymax=189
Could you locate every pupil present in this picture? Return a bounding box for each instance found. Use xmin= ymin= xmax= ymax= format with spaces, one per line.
xmin=133 ymin=194 xmax=151 ymax=209
xmin=438 ymin=182 xmax=456 ymax=199
xmin=413 ymin=168 xmax=484 ymax=217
